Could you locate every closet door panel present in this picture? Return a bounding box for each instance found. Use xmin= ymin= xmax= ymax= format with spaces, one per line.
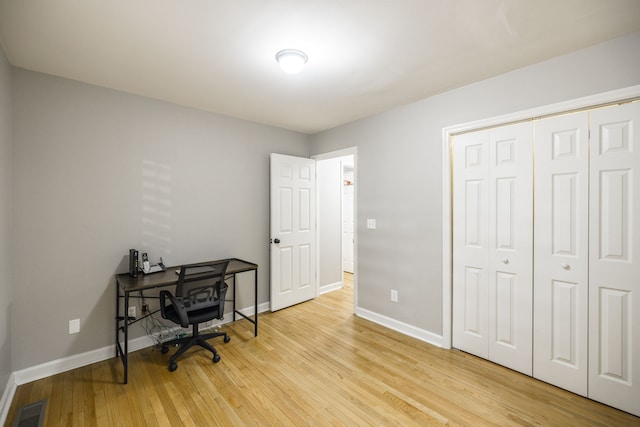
xmin=534 ymin=112 xmax=589 ymax=396
xmin=589 ymin=102 xmax=640 ymax=417
xmin=487 ymin=122 xmax=533 ymax=375
xmin=453 ymin=131 xmax=490 ymax=359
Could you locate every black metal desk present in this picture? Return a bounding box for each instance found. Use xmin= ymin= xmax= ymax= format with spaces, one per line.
xmin=115 ymin=258 xmax=258 ymax=384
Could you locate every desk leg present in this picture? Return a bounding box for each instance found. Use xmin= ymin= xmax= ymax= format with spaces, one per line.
xmin=254 ymin=268 xmax=258 ymax=337
xmin=115 ymin=285 xmax=120 ymax=358
xmin=228 ymin=267 xmax=258 ymax=337
xmin=232 ymin=275 xmax=236 ymax=322
xmin=123 ymin=291 xmax=129 ymax=384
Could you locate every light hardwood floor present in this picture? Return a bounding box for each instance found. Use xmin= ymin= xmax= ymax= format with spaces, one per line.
xmin=6 ymin=273 xmax=640 ymax=426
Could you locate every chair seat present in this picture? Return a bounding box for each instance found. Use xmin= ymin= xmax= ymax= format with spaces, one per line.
xmin=163 ymin=303 xmax=222 ymax=326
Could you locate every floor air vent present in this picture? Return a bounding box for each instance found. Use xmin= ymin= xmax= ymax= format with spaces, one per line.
xmin=13 ymin=399 xmax=46 ymax=427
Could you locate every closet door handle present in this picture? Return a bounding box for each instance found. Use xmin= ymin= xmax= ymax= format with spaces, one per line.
xmin=561 ymin=262 xmax=570 ymax=270
xmin=502 ymin=258 xmax=509 ymax=264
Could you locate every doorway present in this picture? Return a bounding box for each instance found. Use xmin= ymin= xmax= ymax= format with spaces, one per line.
xmin=314 ymin=147 xmax=357 ymax=312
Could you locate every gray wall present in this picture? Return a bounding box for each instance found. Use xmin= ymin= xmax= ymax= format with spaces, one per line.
xmin=11 ymin=69 xmax=309 ymax=370
xmin=310 ymin=32 xmax=640 ymax=337
xmin=0 ymin=45 xmax=12 ymax=393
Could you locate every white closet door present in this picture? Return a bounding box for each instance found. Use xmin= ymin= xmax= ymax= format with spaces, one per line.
xmin=533 ymin=112 xmax=589 ymax=396
xmin=453 ymin=130 xmax=490 ymax=359
xmin=589 ymin=102 xmax=640 ymax=417
xmin=487 ymin=123 xmax=533 ymax=375
xmin=453 ymin=123 xmax=533 ymax=375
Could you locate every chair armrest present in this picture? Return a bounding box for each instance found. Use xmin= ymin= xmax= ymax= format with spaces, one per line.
xmin=159 ymin=290 xmax=189 ymax=328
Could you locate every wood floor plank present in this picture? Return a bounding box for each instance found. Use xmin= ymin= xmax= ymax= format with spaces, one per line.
xmin=91 ymin=362 xmax=114 ymax=427
xmin=5 ymin=273 xmax=640 ymax=426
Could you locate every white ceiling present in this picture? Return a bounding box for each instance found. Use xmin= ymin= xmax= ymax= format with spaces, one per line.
xmin=1 ymin=1 xmax=639 ymax=134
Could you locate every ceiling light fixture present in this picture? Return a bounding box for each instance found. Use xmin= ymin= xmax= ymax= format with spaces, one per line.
xmin=275 ymin=49 xmax=308 ymax=74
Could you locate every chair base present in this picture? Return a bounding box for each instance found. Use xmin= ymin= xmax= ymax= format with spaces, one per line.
xmin=161 ymin=324 xmax=230 ymax=371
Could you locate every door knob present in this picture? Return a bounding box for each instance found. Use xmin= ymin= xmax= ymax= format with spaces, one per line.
xmin=274 ymin=238 xmax=280 ymax=244
xmin=502 ymin=258 xmax=509 ymax=264
xmin=561 ymin=262 xmax=570 ymax=270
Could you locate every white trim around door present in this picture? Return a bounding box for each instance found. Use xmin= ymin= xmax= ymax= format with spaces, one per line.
xmin=312 ymin=146 xmax=358 ymax=314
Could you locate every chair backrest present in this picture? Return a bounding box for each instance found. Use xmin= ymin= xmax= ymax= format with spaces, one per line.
xmin=175 ymin=260 xmax=230 ymax=317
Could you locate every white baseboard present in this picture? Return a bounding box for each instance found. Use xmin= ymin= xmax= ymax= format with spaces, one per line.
xmin=355 ymin=306 xmax=444 ymax=348
xmin=0 ymin=373 xmax=17 ymax=427
xmin=13 ymin=343 xmax=115 ymax=386
xmin=319 ymin=281 xmax=342 ymax=295
xmin=234 ymin=302 xmax=270 ymax=318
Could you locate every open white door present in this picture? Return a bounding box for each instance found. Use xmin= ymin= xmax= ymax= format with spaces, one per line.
xmin=270 ymin=153 xmax=317 ymax=311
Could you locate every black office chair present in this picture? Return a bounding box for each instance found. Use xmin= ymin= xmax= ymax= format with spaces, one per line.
xmin=159 ymin=260 xmax=231 ymax=372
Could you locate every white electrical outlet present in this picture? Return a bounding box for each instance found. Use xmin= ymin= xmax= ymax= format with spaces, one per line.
xmin=69 ymin=319 xmax=80 ymax=334
xmin=367 ymin=219 xmax=377 ymax=229
xmin=128 ymin=306 xmax=136 ymax=318
xmin=390 ymin=290 xmax=398 ymax=302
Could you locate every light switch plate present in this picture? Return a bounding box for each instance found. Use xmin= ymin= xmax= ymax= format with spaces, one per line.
xmin=367 ymin=219 xmax=376 ymax=229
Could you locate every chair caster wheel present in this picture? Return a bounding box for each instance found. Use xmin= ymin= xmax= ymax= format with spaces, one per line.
xmin=169 ymin=362 xmax=178 ymax=372
xmin=161 ymin=346 xmax=169 ymax=354
xmin=224 ymin=335 xmax=231 ymax=343
xmin=213 ymin=354 xmax=221 ymax=363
